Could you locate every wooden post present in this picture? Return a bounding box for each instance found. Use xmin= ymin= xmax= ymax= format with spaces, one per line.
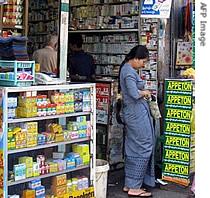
xmin=24 ymin=0 xmax=29 ymax=36
xmin=0 ymin=5 xmax=3 ymax=36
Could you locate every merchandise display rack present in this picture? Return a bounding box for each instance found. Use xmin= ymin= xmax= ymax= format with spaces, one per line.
xmin=8 ymin=165 xmax=90 ymax=187
xmin=69 ymin=29 xmax=139 ymax=33
xmin=8 ymin=137 xmax=90 ymax=154
xmin=70 ymin=0 xmax=134 ymax=7
xmin=0 ymin=84 xmax=96 ymax=197
xmin=69 ymin=0 xmax=140 ymax=78
xmin=139 ymin=18 xmax=159 ymax=97
xmin=69 ymin=0 xmax=142 ymax=167
xmin=27 ymin=0 xmax=59 ymax=56
xmin=0 ymin=0 xmax=29 ymax=36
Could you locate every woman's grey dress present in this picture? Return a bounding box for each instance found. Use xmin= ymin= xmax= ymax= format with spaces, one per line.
xmin=120 ymin=63 xmax=156 ymax=188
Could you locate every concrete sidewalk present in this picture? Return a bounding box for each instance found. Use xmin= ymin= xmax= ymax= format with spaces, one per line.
xmin=107 ymin=169 xmax=193 ymax=198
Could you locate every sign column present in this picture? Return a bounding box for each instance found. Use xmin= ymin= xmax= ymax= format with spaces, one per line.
xmin=162 ymin=79 xmax=194 ymax=186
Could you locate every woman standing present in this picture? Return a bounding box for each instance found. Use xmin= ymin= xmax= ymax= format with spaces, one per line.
xmin=119 ymin=45 xmax=155 ymax=197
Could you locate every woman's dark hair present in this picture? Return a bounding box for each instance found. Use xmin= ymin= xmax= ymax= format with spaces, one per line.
xmin=118 ymin=45 xmax=149 ymax=93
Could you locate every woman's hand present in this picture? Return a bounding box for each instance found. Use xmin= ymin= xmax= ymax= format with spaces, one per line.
xmin=140 ymin=90 xmax=151 ymax=99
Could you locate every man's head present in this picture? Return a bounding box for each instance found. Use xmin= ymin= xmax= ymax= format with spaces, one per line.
xmin=47 ymin=35 xmax=58 ymax=50
xmin=69 ymin=34 xmax=83 ymax=52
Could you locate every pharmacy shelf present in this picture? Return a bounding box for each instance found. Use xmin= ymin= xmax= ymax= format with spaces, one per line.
xmin=8 ymin=137 xmax=90 ymax=154
xmin=84 ymin=41 xmax=138 ymax=44
xmin=90 ymin=52 xmax=127 ymax=55
xmin=29 ymin=32 xmax=49 ymax=36
xmin=8 ymin=165 xmax=90 ymax=186
xmin=2 ymin=25 xmax=24 ymax=29
xmin=69 ymin=29 xmax=139 ymax=34
xmin=71 ymin=1 xmax=133 ymax=7
xmin=1 ymin=84 xmax=96 ymax=196
xmin=2 ymin=84 xmax=94 ymax=92
xmin=30 ymin=7 xmax=58 ymax=11
xmin=29 ymin=19 xmax=57 ymax=23
xmin=96 ymin=74 xmax=118 ymax=78
xmin=8 ymin=112 xmax=91 ymax=124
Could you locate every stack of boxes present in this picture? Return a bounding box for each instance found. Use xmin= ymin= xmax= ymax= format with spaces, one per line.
xmin=51 ymin=174 xmax=67 ymax=197
xmin=51 ymin=92 xmax=75 ymax=114
xmin=8 ymin=127 xmax=17 ymax=150
xmin=13 ymin=156 xmax=40 ymax=181
xmin=8 ymin=90 xmax=91 ymax=119
xmin=36 ymin=95 xmax=51 ymax=117
xmin=2 ymin=0 xmax=24 ymax=27
xmin=37 ymin=155 xmax=50 ymax=176
xmin=73 ymin=90 xmax=83 ymax=112
xmin=67 ymin=116 xmax=90 ymax=140
xmin=66 ymin=176 xmax=89 ymax=193
xmin=13 ymin=127 xmax=26 ymax=149
xmin=72 ymin=144 xmax=90 ymax=165
xmin=8 ymin=97 xmax=17 ymax=119
xmin=8 ymin=122 xmax=39 ymax=150
xmin=11 ymin=143 xmax=90 ymax=182
xmin=20 ymin=122 xmax=38 ymax=148
xmin=17 ymin=94 xmax=37 ymax=118
xmin=47 ymin=123 xmax=64 ymax=142
xmin=8 ymin=117 xmax=91 ymax=151
xmin=70 ymin=1 xmax=139 ymax=30
xmin=13 ymin=163 xmax=26 ymax=181
xmin=22 ymin=179 xmax=45 ymax=198
xmin=19 ymin=157 xmax=34 ymax=178
xmin=22 ymin=189 xmax=35 ymax=198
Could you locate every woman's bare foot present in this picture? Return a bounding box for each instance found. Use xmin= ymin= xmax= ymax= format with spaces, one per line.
xmin=123 ymin=186 xmax=147 ymax=192
xmin=128 ymin=189 xmax=152 ymax=197
xmin=123 ymin=186 xmax=129 ymax=192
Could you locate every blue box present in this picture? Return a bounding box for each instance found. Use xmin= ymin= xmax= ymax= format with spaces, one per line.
xmin=0 ymin=60 xmax=35 ymax=87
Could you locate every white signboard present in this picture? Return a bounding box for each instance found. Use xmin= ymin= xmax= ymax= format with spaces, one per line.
xmin=141 ymin=0 xmax=172 ymax=19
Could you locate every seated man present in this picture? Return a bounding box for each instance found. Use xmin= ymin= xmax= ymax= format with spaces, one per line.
xmin=33 ymin=35 xmax=58 ymax=75
xmin=68 ymin=34 xmax=95 ymax=81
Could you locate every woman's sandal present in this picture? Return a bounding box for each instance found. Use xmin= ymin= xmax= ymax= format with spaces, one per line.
xmin=128 ymin=191 xmax=152 ymax=197
xmin=122 ymin=187 xmax=147 ymax=193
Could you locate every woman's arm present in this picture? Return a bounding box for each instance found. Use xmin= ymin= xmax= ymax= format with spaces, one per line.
xmin=125 ymin=75 xmax=150 ymax=100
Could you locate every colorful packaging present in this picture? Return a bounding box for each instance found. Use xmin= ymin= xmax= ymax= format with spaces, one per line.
xmin=14 ymin=163 xmax=26 ymax=181
xmin=22 ymin=189 xmax=35 ymax=198
xmin=35 ymin=185 xmax=45 ymax=197
xmin=28 ymin=179 xmax=41 ymax=190
xmin=52 ymin=174 xmax=67 ymax=187
xmin=19 ymin=156 xmax=33 ymax=168
xmin=33 ymin=162 xmax=40 ymax=177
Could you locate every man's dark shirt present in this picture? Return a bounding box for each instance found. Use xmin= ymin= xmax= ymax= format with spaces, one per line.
xmin=68 ymin=50 xmax=95 ymax=80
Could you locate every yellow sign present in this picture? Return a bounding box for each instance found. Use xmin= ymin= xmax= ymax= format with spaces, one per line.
xmin=166 ymin=94 xmax=192 ymax=106
xmin=165 ymin=122 xmax=191 ymax=134
xmin=165 ymin=149 xmax=189 ymax=162
xmin=69 ymin=187 xmax=95 ymax=198
xmin=164 ymin=163 xmax=189 ymax=175
xmin=35 ymin=63 xmax=40 ymax=73
xmin=165 ymin=136 xmax=190 ymax=148
xmin=167 ymin=81 xmax=192 ymax=92
xmin=166 ymin=108 xmax=192 ymax=120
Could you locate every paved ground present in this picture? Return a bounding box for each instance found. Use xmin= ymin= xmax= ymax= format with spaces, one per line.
xmin=107 ymin=169 xmax=193 ymax=198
